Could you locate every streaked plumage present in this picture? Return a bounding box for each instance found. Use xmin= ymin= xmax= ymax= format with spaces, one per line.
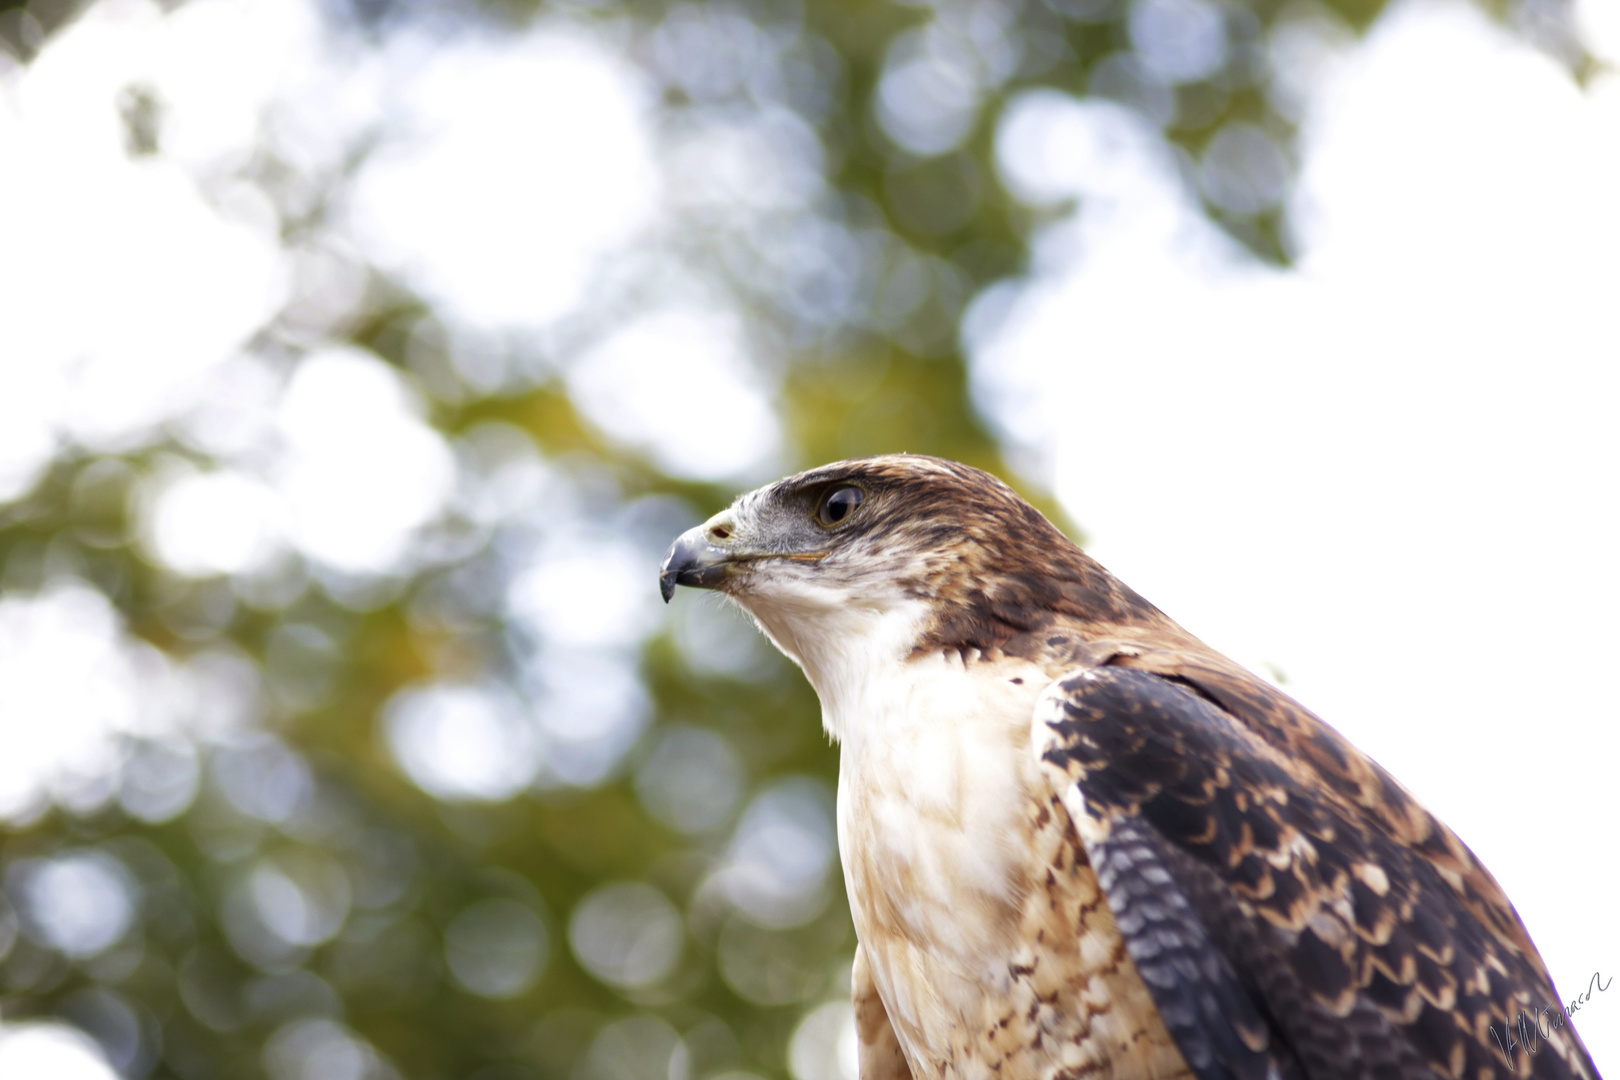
xmin=659 ymin=455 xmax=1598 ymax=1080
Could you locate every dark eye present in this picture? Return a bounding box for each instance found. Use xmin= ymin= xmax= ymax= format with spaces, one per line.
xmin=816 ymin=486 xmax=865 ymax=527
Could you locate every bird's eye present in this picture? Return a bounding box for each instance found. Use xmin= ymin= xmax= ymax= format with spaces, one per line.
xmin=816 ymin=486 xmax=865 ymax=527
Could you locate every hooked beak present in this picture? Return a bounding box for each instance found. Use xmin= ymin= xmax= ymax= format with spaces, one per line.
xmin=659 ymin=525 xmax=734 ymax=603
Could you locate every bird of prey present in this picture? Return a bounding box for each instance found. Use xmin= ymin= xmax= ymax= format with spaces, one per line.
xmin=659 ymin=455 xmax=1599 ymax=1080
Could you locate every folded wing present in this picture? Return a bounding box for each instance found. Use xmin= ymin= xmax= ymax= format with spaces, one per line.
xmin=1034 ymin=661 xmax=1598 ymax=1080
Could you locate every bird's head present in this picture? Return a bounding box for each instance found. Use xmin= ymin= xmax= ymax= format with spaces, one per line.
xmin=659 ymin=455 xmax=1154 ymax=693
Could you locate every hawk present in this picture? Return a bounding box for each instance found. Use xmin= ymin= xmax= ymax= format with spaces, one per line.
xmin=659 ymin=455 xmax=1599 ymax=1080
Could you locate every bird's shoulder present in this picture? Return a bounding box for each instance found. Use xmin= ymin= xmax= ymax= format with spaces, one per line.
xmin=1026 ymin=639 xmax=1599 ymax=1080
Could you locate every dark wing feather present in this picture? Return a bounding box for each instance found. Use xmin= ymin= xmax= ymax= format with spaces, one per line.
xmin=1034 ymin=663 xmax=1600 ymax=1080
xmin=1089 ymin=811 xmax=1305 ymax=1080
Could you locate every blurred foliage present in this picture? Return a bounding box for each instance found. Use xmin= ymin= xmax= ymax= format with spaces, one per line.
xmin=0 ymin=0 xmax=1592 ymax=1078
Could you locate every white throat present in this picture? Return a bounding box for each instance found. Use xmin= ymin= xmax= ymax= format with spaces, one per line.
xmin=732 ymin=586 xmax=930 ymax=747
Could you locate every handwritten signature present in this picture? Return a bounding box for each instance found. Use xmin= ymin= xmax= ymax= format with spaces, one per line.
xmin=1488 ymin=970 xmax=1611 ymax=1072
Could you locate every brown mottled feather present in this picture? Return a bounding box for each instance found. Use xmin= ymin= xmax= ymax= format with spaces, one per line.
xmin=855 ymin=456 xmax=1587 ymax=1080
xmin=874 ymin=457 xmax=1600 ymax=1080
xmin=855 ymin=945 xmax=915 ymax=1080
xmin=838 ymin=682 xmax=1198 ymax=1080
xmin=676 ymin=456 xmax=1599 ymax=1080
xmin=1036 ymin=664 xmax=1598 ymax=1080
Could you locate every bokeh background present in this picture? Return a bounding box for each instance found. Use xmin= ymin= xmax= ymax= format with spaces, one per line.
xmin=1 ymin=0 xmax=1617 ymax=1075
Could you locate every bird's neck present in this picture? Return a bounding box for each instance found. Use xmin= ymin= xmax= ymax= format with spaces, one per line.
xmin=735 ymin=590 xmax=932 ymax=746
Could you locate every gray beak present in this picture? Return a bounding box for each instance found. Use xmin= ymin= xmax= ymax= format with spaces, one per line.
xmin=659 ymin=526 xmax=734 ymax=603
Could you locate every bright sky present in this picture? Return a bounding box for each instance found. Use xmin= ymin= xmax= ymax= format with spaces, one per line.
xmin=976 ymin=0 xmax=1620 ymax=1070
xmin=0 ymin=1021 xmax=119 ymax=1080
